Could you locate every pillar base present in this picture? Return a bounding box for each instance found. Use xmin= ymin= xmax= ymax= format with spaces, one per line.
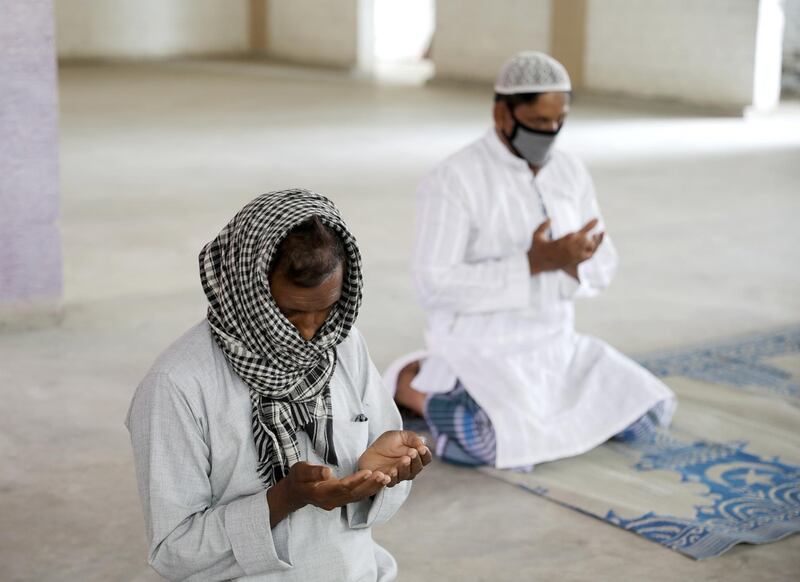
xmin=0 ymin=299 xmax=63 ymax=332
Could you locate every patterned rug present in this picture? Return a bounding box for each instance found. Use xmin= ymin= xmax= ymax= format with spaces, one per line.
xmin=417 ymin=327 xmax=800 ymax=560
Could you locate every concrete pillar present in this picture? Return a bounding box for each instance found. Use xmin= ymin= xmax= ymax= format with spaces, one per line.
xmin=0 ymin=0 xmax=62 ymax=326
xmin=249 ymin=0 xmax=269 ymax=53
xmin=431 ymin=0 xmax=551 ymax=83
xmin=549 ymin=0 xmax=587 ymax=89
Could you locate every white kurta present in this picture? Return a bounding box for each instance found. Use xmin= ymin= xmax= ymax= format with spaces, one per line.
xmin=411 ymin=129 xmax=675 ymax=469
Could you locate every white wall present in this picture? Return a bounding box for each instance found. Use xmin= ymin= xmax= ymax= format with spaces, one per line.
xmin=55 ymin=0 xmax=249 ymax=59
xmin=584 ymin=0 xmax=761 ymax=108
xmin=431 ymin=0 xmax=551 ymax=83
xmin=429 ymin=0 xmax=782 ymax=109
xmin=267 ymin=0 xmax=359 ymax=68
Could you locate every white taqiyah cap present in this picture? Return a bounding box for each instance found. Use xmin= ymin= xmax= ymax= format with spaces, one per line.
xmin=494 ymin=51 xmax=571 ymax=95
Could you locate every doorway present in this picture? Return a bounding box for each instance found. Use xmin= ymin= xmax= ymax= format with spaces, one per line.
xmin=358 ymin=0 xmax=435 ymax=84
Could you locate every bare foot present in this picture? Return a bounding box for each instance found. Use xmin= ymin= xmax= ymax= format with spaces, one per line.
xmin=394 ymin=360 xmax=427 ymax=417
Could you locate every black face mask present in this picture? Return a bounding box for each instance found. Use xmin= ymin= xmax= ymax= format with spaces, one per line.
xmin=504 ymin=106 xmax=562 ymax=167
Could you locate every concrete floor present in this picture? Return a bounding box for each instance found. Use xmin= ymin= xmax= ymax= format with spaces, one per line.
xmin=1 ymin=60 xmax=799 ymax=581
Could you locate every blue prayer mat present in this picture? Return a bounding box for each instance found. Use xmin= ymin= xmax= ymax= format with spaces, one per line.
xmin=468 ymin=327 xmax=800 ymax=559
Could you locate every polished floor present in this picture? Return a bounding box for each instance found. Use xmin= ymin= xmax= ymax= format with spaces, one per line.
xmin=1 ymin=60 xmax=799 ymax=581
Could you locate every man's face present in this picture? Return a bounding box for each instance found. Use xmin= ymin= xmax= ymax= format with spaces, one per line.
xmin=269 ymin=263 xmax=343 ymax=341
xmin=494 ymin=91 xmax=570 ymax=136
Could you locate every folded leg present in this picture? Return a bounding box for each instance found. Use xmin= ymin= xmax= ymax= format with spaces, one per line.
xmin=425 ymin=384 xmax=497 ymax=466
xmin=612 ymin=400 xmax=670 ymax=443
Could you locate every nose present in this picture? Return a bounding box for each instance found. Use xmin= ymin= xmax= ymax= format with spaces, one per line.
xmin=293 ymin=313 xmax=325 ymax=341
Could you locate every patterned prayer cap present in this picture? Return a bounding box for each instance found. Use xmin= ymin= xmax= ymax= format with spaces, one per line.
xmin=494 ymin=51 xmax=571 ymax=95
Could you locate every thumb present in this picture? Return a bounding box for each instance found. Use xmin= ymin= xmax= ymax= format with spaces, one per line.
xmin=400 ymin=430 xmax=426 ymax=449
xmin=533 ymin=219 xmax=551 ymax=239
xmin=579 ymin=218 xmax=599 ymax=234
xmin=406 ymin=431 xmax=428 ymax=449
xmin=402 ymin=430 xmax=425 ymax=459
xmin=295 ymin=462 xmax=332 ymax=483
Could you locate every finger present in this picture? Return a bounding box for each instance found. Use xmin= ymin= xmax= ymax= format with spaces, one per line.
xmin=372 ymin=470 xmax=392 ymax=486
xmin=401 ymin=430 xmax=427 ymax=449
xmin=533 ymin=219 xmax=551 ymax=239
xmin=396 ymin=456 xmax=412 ymax=482
xmin=404 ymin=438 xmax=429 ymax=466
xmin=409 ymin=453 xmax=424 ymax=478
xmin=349 ymin=476 xmax=386 ymax=500
xmin=419 ymin=446 xmax=433 ymax=466
xmin=338 ymin=469 xmax=373 ymax=489
xmin=579 ymin=218 xmax=599 ymax=234
xmin=311 ymin=479 xmax=349 ymax=508
xmin=417 ymin=445 xmax=430 ymax=465
xmin=296 ymin=462 xmax=334 ymax=483
xmin=563 ymin=233 xmax=582 ymax=250
xmin=594 ymin=232 xmax=605 ymax=246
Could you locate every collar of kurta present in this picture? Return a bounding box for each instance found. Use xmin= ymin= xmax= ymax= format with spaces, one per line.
xmin=484 ymin=128 xmax=532 ymax=171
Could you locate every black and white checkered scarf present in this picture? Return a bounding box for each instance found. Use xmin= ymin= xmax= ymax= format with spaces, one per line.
xmin=198 ymin=189 xmax=362 ymax=487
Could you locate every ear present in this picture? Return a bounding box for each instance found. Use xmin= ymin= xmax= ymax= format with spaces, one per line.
xmin=493 ymin=100 xmax=512 ymax=135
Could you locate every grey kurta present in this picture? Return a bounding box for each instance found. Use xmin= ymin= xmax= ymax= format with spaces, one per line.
xmin=126 ymin=321 xmax=411 ymax=581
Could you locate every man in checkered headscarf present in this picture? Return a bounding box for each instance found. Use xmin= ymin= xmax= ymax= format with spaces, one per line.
xmin=127 ymin=187 xmax=431 ymax=580
xmin=199 ymin=188 xmax=363 ymax=487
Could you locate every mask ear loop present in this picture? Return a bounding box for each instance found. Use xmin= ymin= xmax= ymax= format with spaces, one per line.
xmin=503 ymin=102 xmax=526 ymax=159
xmin=505 ymin=101 xmax=521 ymax=141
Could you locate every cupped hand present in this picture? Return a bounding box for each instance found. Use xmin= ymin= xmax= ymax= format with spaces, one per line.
xmin=285 ymin=461 xmax=391 ymax=511
xmin=358 ymin=430 xmax=432 ymax=487
xmin=528 ymin=218 xmax=604 ymax=274
xmin=557 ymin=218 xmax=603 ymax=265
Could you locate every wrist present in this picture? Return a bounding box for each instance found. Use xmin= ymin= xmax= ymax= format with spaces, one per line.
xmin=357 ymin=450 xmax=371 ymax=472
xmin=272 ymin=475 xmax=307 ymax=513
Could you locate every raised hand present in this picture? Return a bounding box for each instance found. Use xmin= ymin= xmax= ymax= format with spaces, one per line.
xmin=527 ymin=218 xmax=604 ymax=275
xmin=358 ymin=430 xmax=432 ymax=487
xmin=558 ymin=218 xmax=603 ymax=266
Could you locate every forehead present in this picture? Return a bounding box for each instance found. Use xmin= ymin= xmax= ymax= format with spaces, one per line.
xmin=515 ymin=92 xmax=570 ymax=117
xmin=270 ymin=264 xmax=343 ymax=311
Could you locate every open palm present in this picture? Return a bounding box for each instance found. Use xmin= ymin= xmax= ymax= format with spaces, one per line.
xmin=358 ymin=430 xmax=432 ymax=486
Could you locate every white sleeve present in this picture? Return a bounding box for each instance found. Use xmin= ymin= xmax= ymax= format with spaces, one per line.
xmin=412 ymin=169 xmax=530 ymax=314
xmin=345 ymin=330 xmax=412 ymax=528
xmin=559 ymin=165 xmax=619 ymax=299
xmin=126 ymin=373 xmax=293 ymax=581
